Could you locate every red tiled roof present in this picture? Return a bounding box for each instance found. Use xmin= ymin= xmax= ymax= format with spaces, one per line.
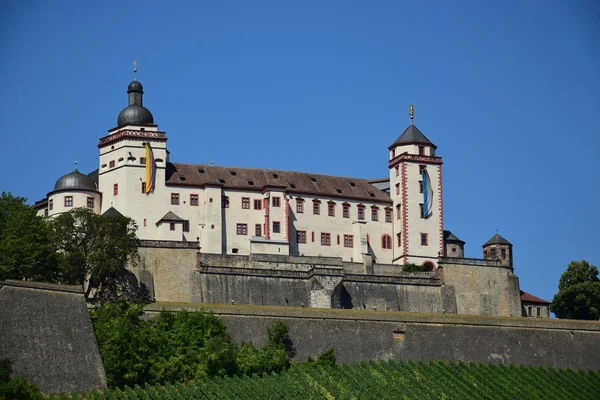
xmin=165 ymin=163 xmax=392 ymax=204
xmin=520 ymin=290 xmax=551 ymax=304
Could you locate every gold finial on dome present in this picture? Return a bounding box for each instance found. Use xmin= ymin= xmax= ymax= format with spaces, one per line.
xmin=409 ymin=104 xmax=414 ymax=124
xmin=133 ymin=60 xmax=138 ymax=81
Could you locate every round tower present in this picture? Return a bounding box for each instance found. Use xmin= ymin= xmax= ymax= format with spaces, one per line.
xmin=47 ymin=167 xmax=101 ymax=217
xmin=482 ymin=232 xmax=513 ymax=269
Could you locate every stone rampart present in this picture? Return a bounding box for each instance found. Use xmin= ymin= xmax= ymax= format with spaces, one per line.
xmin=146 ymin=302 xmax=600 ymax=371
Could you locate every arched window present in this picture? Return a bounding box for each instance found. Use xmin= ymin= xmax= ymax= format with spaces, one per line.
xmin=381 ymin=234 xmax=392 ymax=249
xmin=423 ymin=262 xmax=435 ymax=271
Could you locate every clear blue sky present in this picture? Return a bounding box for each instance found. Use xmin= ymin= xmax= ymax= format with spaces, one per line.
xmin=1 ymin=1 xmax=598 ymax=304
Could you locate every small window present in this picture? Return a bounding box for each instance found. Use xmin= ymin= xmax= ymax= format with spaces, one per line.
xmin=272 ymin=173 xmax=279 ymax=179
xmin=109 ymin=160 xmax=115 ymax=168
xmin=49 ymin=199 xmax=53 ymax=210
xmin=452 ymin=247 xmax=457 ymax=253
xmin=328 ymin=203 xmax=335 ymax=217
xmin=368 ymin=192 xmax=375 ymax=198
xmin=198 ymin=168 xmax=205 ymax=173
xmin=230 ymin=171 xmax=237 ymax=176
xmin=222 ymin=196 xmax=229 ymax=208
xmin=418 ymin=146 xmax=425 ymax=155
xmin=397 ymin=233 xmax=402 ymax=247
xmin=190 ymin=194 xmax=199 ymax=206
xmin=420 ymin=233 xmax=428 ymax=246
xmin=349 ymin=182 xmax=356 ymax=187
xmin=491 ymin=249 xmax=497 ymax=260
xmin=357 ymin=206 xmax=365 ymax=220
xmin=141 ymin=182 xmax=146 ymax=193
xmin=501 ymin=248 xmax=506 ymax=259
xmin=44 ymin=208 xmax=48 ymax=217
xmin=536 ymin=307 xmax=541 ymax=317
xmin=320 ymin=233 xmax=331 ymax=246
xmin=140 ymin=157 xmax=146 ymax=165
xmin=248 ymin=180 xmax=254 ymax=186
xmin=527 ymin=306 xmax=532 ymax=316
xmin=385 ymin=208 xmax=392 ymax=223
xmin=171 ymin=193 xmax=180 ymax=205
xmin=297 ymin=230 xmax=307 ymax=244
xmin=219 ymin=179 xmax=226 ymax=184
xmin=395 ymin=166 xmax=399 ymax=176
xmin=396 ymin=204 xmax=401 ymax=220
xmin=179 ymin=176 xmax=186 ymax=182
xmin=343 ymin=204 xmax=350 ymax=218
xmin=343 ymin=234 xmax=353 ymax=248
xmin=311 ymin=177 xmax=317 ymax=183
xmin=272 ymin=197 xmax=281 ymax=207
xmin=183 ymin=220 xmax=190 ymax=232
xmin=242 ymin=197 xmax=250 ymax=209
xmin=254 ymin=199 xmax=262 ymax=210
xmin=419 ymin=181 xmax=424 ymax=193
xmin=87 ymin=197 xmax=94 ymax=209
xmin=144 ymin=219 xmax=147 ymax=227
xmin=296 ymin=199 xmax=304 ymax=213
xmin=371 ymin=208 xmax=378 ymax=221
xmin=169 ymin=223 xmax=176 ymax=231
xmin=290 ymin=184 xmax=296 ymax=189
xmin=395 ymin=183 xmax=400 ymax=195
xmin=312 ymin=231 xmax=315 ymax=242
xmin=113 ymin=184 xmax=118 ymax=196
xmin=255 ymin=224 xmax=262 ymax=236
xmin=382 ymin=235 xmax=392 ymax=249
xmin=236 ymin=223 xmax=248 ymax=235
xmin=313 ymin=202 xmax=320 ymax=215
xmin=336 ymin=188 xmax=342 ymax=194
xmin=273 ymin=221 xmax=280 ymax=233
xmin=419 ymin=204 xmax=425 ymax=218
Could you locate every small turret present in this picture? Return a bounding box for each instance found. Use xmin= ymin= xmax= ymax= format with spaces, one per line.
xmin=443 ymin=230 xmax=465 ymax=258
xmin=482 ymin=232 xmax=513 ymax=269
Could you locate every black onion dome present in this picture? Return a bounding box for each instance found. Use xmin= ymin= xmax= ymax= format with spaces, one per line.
xmin=117 ymin=80 xmax=154 ymax=127
xmin=53 ymin=169 xmax=97 ymax=191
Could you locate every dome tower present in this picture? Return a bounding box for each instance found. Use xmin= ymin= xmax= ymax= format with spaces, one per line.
xmin=117 ymin=80 xmax=155 ymax=127
xmin=46 ymin=165 xmax=101 ymax=217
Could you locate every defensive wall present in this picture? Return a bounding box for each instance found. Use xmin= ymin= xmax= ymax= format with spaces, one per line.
xmin=146 ymin=302 xmax=600 ymax=371
xmin=134 ymin=241 xmax=521 ymax=317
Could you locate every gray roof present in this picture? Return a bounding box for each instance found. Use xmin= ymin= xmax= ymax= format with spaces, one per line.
xmin=102 ymin=207 xmax=124 ymax=217
xmin=444 ymin=230 xmax=465 ymax=244
xmin=0 ymin=280 xmax=107 ymax=393
xmin=157 ymin=211 xmax=184 ymax=224
xmin=483 ymin=233 xmax=512 ymax=246
xmin=389 ymin=124 xmax=436 ymax=149
xmin=52 ymin=168 xmax=97 ymax=192
xmin=117 ymin=80 xmax=154 ymax=127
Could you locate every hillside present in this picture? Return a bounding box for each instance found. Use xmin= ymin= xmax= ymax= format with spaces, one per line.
xmin=49 ymin=360 xmax=600 ymax=399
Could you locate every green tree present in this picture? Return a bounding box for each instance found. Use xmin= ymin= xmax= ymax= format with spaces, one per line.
xmin=0 ymin=192 xmax=59 ymax=282
xmin=0 ymin=359 xmax=43 ymax=400
xmin=315 ymin=348 xmax=336 ymax=366
xmin=49 ymin=208 xmax=144 ymax=302
xmin=550 ymin=260 xmax=600 ymax=320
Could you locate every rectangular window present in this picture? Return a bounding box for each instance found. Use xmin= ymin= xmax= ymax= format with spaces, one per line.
xmin=397 ymin=233 xmax=402 ymax=248
xmin=171 ymin=193 xmax=180 ymax=205
xmin=236 ymin=223 xmax=248 ymax=235
xmin=385 ymin=209 xmax=392 ymax=223
xmin=396 ymin=204 xmax=401 ymax=220
xmin=183 ymin=220 xmax=190 ymax=232
xmin=395 ymin=166 xmax=399 ymax=177
xmin=273 ymin=221 xmax=280 ymax=233
xmin=537 ymin=307 xmax=541 ymax=317
xmin=501 ymin=248 xmax=506 ymax=259
xmin=419 ymin=181 xmax=424 ymax=193
xmin=313 ymin=202 xmax=320 ymax=215
xmin=254 ymin=199 xmax=262 ymax=210
xmin=109 ymin=160 xmax=115 ymax=168
xmin=242 ymin=197 xmax=250 ymax=209
xmin=141 ymin=182 xmax=146 ymax=193
xmin=144 ymin=219 xmax=147 ymax=227
xmin=420 ymin=204 xmax=424 ymax=218
xmin=222 ymin=196 xmax=229 ymax=208
xmin=49 ymin=199 xmax=53 ymax=210
xmin=190 ymin=194 xmax=199 ymax=206
xmin=255 ymin=224 xmax=262 ymax=236
xmin=358 ymin=206 xmax=365 ymax=220
xmin=343 ymin=234 xmax=353 ymax=248
xmin=328 ymin=203 xmax=335 ymax=217
xmin=527 ymin=306 xmax=532 ymax=316
xmin=419 ymin=165 xmax=426 ymax=174
xmin=311 ymin=231 xmax=315 ymax=242
xmin=140 ymin=157 xmax=146 ymax=165
xmin=297 ymin=230 xmax=307 ymax=244
xmin=418 ymin=146 xmax=425 ymax=155
xmin=169 ymin=223 xmax=176 ymax=231
xmin=343 ymin=205 xmax=349 ymax=218
xmin=44 ymin=209 xmax=48 ymax=217
xmin=87 ymin=197 xmax=94 ymax=209
xmin=420 ymin=233 xmax=428 ymax=246
xmin=113 ymin=184 xmax=118 ymax=196
xmin=371 ymin=208 xmax=378 ymax=221
xmin=272 ymin=197 xmax=281 ymax=207
xmin=320 ymin=232 xmax=331 ymax=246
xmin=395 ymin=183 xmax=400 ymax=195
xmin=296 ymin=200 xmax=304 ymax=213
xmin=491 ymin=249 xmax=497 ymax=259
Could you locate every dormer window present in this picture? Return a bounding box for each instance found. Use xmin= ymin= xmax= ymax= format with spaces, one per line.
xmin=198 ymin=169 xmax=205 ymax=174
xmin=349 ymin=182 xmax=356 ymax=187
xmin=230 ymin=171 xmax=237 ymax=176
xmin=219 ymin=179 xmax=225 ymax=184
xmin=418 ymin=146 xmax=425 ymax=156
xmin=311 ymin=177 xmax=317 ymax=183
xmin=272 ymin=173 xmax=279 ymax=179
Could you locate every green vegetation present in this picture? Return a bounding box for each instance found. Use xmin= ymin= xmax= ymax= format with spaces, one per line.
xmin=0 ymin=359 xmax=43 ymax=400
xmin=551 ymin=260 xmax=600 ymax=320
xmin=91 ymin=301 xmax=295 ymax=388
xmin=401 ymin=263 xmax=424 ymax=272
xmin=47 ymin=360 xmax=600 ymax=399
xmin=0 ymin=192 xmax=146 ymax=303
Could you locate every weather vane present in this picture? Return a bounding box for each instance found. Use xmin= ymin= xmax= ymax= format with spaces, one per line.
xmin=409 ymin=104 xmax=414 ymax=124
xmin=133 ymin=60 xmax=138 ymax=81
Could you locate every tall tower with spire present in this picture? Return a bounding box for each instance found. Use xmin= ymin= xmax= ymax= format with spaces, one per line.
xmin=388 ymin=106 xmax=443 ymax=269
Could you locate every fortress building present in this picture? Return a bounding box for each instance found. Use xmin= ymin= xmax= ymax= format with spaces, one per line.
xmin=33 ymin=78 xmax=546 ymax=317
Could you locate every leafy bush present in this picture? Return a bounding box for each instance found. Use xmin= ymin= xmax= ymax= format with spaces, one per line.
xmin=402 ymin=263 xmax=424 ymax=272
xmin=0 ymin=359 xmax=43 ymax=400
